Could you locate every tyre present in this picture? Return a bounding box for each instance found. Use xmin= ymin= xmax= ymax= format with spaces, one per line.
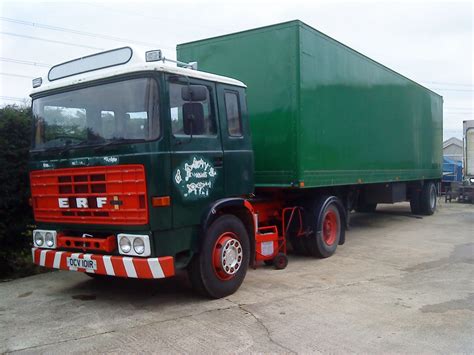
xmin=188 ymin=215 xmax=250 ymax=299
xmin=355 ymin=203 xmax=377 ymax=213
xmin=419 ymin=182 xmax=437 ymax=215
xmin=273 ymin=253 xmax=288 ymax=270
xmin=263 ymin=259 xmax=273 ymax=266
xmin=305 ymin=197 xmax=342 ymax=258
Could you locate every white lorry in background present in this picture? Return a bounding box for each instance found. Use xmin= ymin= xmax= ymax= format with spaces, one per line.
xmin=460 ymin=120 xmax=474 ymax=202
xmin=464 ymin=120 xmax=474 ymax=181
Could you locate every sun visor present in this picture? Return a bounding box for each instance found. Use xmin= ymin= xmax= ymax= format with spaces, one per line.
xmin=48 ymin=47 xmax=133 ymax=81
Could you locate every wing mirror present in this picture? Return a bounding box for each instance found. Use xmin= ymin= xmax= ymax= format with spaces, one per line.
xmin=181 ymin=85 xmax=207 ymax=101
xmin=183 ymin=103 xmax=205 ymax=135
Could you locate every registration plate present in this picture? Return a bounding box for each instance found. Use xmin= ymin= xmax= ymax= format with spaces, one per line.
xmin=66 ymin=256 xmax=97 ymax=270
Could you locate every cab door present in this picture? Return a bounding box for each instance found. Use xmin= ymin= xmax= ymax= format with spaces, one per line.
xmin=167 ymin=75 xmax=225 ymax=228
xmin=216 ymin=84 xmax=254 ymax=196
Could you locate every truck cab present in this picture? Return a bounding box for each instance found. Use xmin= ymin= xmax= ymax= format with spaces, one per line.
xmin=29 ymin=47 xmax=254 ymax=294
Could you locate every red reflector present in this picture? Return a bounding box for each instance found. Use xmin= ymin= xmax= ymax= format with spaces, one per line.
xmin=152 ymin=196 xmax=170 ymax=207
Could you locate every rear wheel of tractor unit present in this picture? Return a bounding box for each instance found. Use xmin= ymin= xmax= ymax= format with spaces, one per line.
xmin=419 ymin=181 xmax=437 ymax=215
xmin=305 ymin=197 xmax=342 ymax=258
xmin=188 ymin=214 xmax=250 ymax=299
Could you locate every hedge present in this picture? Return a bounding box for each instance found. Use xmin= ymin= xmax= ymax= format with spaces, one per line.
xmin=0 ymin=105 xmax=35 ymax=278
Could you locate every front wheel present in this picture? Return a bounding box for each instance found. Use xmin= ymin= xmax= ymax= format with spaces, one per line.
xmin=188 ymin=215 xmax=250 ymax=299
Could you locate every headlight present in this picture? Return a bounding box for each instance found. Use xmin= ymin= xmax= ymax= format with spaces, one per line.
xmin=33 ymin=230 xmax=56 ymax=249
xmin=45 ymin=232 xmax=54 ymax=247
xmin=133 ymin=238 xmax=145 ymax=255
xmin=117 ymin=234 xmax=150 ymax=257
xmin=119 ymin=236 xmax=131 ymax=253
xmin=34 ymin=231 xmax=44 ymax=246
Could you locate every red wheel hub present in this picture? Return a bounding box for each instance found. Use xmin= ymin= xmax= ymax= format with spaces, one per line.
xmin=322 ymin=209 xmax=338 ymax=246
xmin=212 ymin=232 xmax=243 ymax=281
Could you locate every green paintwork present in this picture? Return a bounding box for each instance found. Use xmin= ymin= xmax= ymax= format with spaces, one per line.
xmin=177 ymin=20 xmax=443 ymax=188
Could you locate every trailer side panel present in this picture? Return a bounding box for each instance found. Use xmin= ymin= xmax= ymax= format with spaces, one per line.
xmin=298 ymin=23 xmax=442 ymax=187
xmin=177 ymin=20 xmax=443 ymax=188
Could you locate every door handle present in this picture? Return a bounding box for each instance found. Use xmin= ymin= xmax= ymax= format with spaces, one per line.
xmin=213 ymin=156 xmax=223 ymax=167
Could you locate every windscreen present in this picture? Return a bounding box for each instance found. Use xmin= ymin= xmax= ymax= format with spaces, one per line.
xmin=32 ymin=77 xmax=159 ymax=150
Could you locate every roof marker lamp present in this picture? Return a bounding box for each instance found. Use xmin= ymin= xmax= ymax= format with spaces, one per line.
xmin=32 ymin=77 xmax=42 ymax=88
xmin=145 ymin=50 xmax=162 ymax=62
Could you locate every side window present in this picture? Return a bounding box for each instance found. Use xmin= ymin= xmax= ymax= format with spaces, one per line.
xmin=224 ymin=91 xmax=242 ymax=137
xmin=169 ymin=81 xmax=216 ymax=136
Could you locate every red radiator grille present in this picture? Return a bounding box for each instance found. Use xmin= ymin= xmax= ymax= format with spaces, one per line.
xmin=30 ymin=165 xmax=148 ymax=225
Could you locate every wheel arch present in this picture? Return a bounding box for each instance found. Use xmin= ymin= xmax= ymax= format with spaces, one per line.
xmin=200 ymin=198 xmax=256 ymax=263
xmin=315 ymin=195 xmax=347 ymax=245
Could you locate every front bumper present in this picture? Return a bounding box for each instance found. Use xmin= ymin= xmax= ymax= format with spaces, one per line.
xmin=32 ymin=247 xmax=175 ymax=279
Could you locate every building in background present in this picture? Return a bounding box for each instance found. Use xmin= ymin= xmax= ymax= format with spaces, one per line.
xmin=443 ymin=137 xmax=463 ymax=162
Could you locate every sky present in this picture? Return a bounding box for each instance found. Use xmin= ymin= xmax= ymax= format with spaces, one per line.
xmin=0 ymin=0 xmax=472 ymax=140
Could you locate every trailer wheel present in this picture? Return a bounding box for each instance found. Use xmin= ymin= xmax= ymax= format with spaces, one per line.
xmin=188 ymin=214 xmax=250 ymax=299
xmin=420 ymin=182 xmax=437 ymax=215
xmin=306 ymin=197 xmax=342 ymax=258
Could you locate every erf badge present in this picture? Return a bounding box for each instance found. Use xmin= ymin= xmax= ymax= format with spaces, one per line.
xmin=174 ymin=157 xmax=217 ymax=199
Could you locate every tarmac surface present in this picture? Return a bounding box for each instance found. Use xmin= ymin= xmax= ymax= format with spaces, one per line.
xmin=1 ymin=201 xmax=473 ymax=353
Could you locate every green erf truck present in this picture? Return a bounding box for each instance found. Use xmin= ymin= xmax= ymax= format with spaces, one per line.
xmin=28 ymin=20 xmax=442 ymax=298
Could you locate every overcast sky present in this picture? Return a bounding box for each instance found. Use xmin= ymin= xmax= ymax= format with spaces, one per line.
xmin=0 ymin=0 xmax=472 ymax=139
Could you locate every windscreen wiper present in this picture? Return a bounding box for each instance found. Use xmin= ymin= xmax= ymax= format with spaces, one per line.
xmin=59 ymin=140 xmax=101 ymax=156
xmin=93 ymin=138 xmax=146 ymax=152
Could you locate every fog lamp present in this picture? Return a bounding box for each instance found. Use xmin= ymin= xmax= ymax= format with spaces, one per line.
xmin=133 ymin=238 xmax=145 ymax=255
xmin=34 ymin=231 xmax=44 ymax=246
xmin=45 ymin=232 xmax=55 ymax=247
xmin=119 ymin=236 xmax=131 ymax=253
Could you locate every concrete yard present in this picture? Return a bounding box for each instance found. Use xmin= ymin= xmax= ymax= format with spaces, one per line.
xmin=1 ymin=201 xmax=473 ymax=353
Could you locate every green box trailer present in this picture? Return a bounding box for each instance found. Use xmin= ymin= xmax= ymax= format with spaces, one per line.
xmin=177 ymin=20 xmax=443 ymax=188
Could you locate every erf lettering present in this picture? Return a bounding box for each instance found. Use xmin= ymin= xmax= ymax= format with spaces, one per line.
xmin=58 ymin=197 xmax=108 ymax=209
